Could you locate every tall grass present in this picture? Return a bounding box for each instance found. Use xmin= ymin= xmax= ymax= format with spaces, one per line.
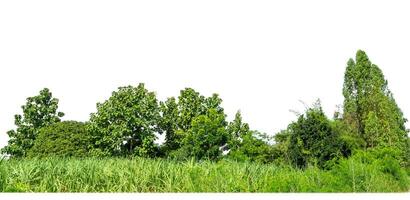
xmin=0 ymin=156 xmax=408 ymax=192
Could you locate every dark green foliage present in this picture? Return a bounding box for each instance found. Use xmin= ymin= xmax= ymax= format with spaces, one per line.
xmin=343 ymin=50 xmax=408 ymax=151
xmin=87 ymin=83 xmax=161 ymax=157
xmin=180 ymin=109 xmax=229 ymax=161
xmin=27 ymin=121 xmax=91 ymax=157
xmin=227 ymin=111 xmax=274 ymax=163
xmin=1 ymin=88 xmax=64 ymax=158
xmin=286 ymin=101 xmax=343 ymax=169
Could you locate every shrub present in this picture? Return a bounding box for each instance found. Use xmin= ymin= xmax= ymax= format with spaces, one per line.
xmin=331 ymin=147 xmax=409 ymax=192
xmin=286 ymin=101 xmax=343 ymax=169
xmin=28 ymin=121 xmax=91 ymax=157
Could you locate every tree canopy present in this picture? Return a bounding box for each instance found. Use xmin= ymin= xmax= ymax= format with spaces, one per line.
xmin=159 ymin=88 xmax=225 ymax=157
xmin=1 ymin=88 xmax=64 ymax=158
xmin=342 ymin=50 xmax=408 ymax=164
xmin=87 ymin=83 xmax=160 ymax=157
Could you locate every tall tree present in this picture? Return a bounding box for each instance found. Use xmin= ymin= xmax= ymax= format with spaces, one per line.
xmin=87 ymin=83 xmax=160 ymax=157
xmin=342 ymin=50 xmax=408 ymax=151
xmin=1 ymin=88 xmax=64 ymax=157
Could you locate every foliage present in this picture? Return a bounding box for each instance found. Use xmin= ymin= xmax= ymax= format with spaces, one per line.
xmin=27 ymin=121 xmax=91 ymax=158
xmin=342 ymin=50 xmax=408 ymax=152
xmin=87 ymin=83 xmax=160 ymax=157
xmin=158 ymin=97 xmax=179 ymax=152
xmin=332 ymin=147 xmax=409 ymax=191
xmin=272 ymin=129 xmax=293 ymax=165
xmin=1 ymin=88 xmax=64 ymax=158
xmin=179 ymin=108 xmax=228 ymax=161
xmin=226 ymin=111 xmax=274 ymax=163
xmin=159 ymin=88 xmax=225 ymax=156
xmin=0 ymin=157 xmax=408 ymax=192
xmin=330 ymin=119 xmax=365 ymax=158
xmin=286 ymin=101 xmax=343 ymax=169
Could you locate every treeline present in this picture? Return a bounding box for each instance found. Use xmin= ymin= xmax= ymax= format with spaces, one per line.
xmin=1 ymin=50 xmax=409 ymax=169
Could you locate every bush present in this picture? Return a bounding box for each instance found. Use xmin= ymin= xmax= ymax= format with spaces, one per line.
xmin=28 ymin=121 xmax=91 ymax=157
xmin=331 ymin=147 xmax=409 ymax=192
xmin=286 ymin=102 xmax=343 ymax=169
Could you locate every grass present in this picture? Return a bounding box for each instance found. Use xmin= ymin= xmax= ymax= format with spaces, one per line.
xmin=0 ymin=157 xmax=409 ymax=192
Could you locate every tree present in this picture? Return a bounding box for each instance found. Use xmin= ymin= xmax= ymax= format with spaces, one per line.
xmin=28 ymin=121 xmax=91 ymax=157
xmin=286 ymin=101 xmax=342 ymax=168
xmin=87 ymin=83 xmax=160 ymax=157
xmin=342 ymin=50 xmax=408 ymax=152
xmin=180 ymin=108 xmax=228 ymax=161
xmin=226 ymin=111 xmax=250 ymax=151
xmin=159 ymin=97 xmax=179 ymax=152
xmin=1 ymin=88 xmax=64 ymax=157
xmin=226 ymin=111 xmax=274 ymax=163
xmin=177 ymin=88 xmax=207 ymax=131
xmin=159 ymin=88 xmax=225 ymax=155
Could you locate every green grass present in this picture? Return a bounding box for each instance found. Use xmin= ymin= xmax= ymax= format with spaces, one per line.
xmin=0 ymin=157 xmax=408 ymax=192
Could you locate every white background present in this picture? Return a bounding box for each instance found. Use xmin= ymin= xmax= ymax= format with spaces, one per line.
xmin=1 ymin=0 xmax=410 ymax=149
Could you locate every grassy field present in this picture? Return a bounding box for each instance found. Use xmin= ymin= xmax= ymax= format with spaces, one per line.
xmin=0 ymin=157 xmax=409 ymax=192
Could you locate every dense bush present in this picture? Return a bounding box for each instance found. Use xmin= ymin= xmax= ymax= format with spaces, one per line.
xmin=27 ymin=121 xmax=91 ymax=158
xmin=285 ymin=102 xmax=343 ymax=169
xmin=331 ymin=147 xmax=409 ymax=191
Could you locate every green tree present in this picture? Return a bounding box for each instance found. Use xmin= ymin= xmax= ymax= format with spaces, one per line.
xmin=180 ymin=108 xmax=228 ymax=161
xmin=177 ymin=88 xmax=207 ymax=131
xmin=342 ymin=50 xmax=408 ymax=152
xmin=159 ymin=97 xmax=179 ymax=152
xmin=226 ymin=111 xmax=250 ymax=151
xmin=1 ymin=88 xmax=64 ymax=157
xmin=287 ymin=101 xmax=342 ymax=168
xmin=226 ymin=111 xmax=274 ymax=163
xmin=28 ymin=121 xmax=91 ymax=157
xmin=159 ymin=88 xmax=225 ymax=155
xmin=87 ymin=83 xmax=160 ymax=157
